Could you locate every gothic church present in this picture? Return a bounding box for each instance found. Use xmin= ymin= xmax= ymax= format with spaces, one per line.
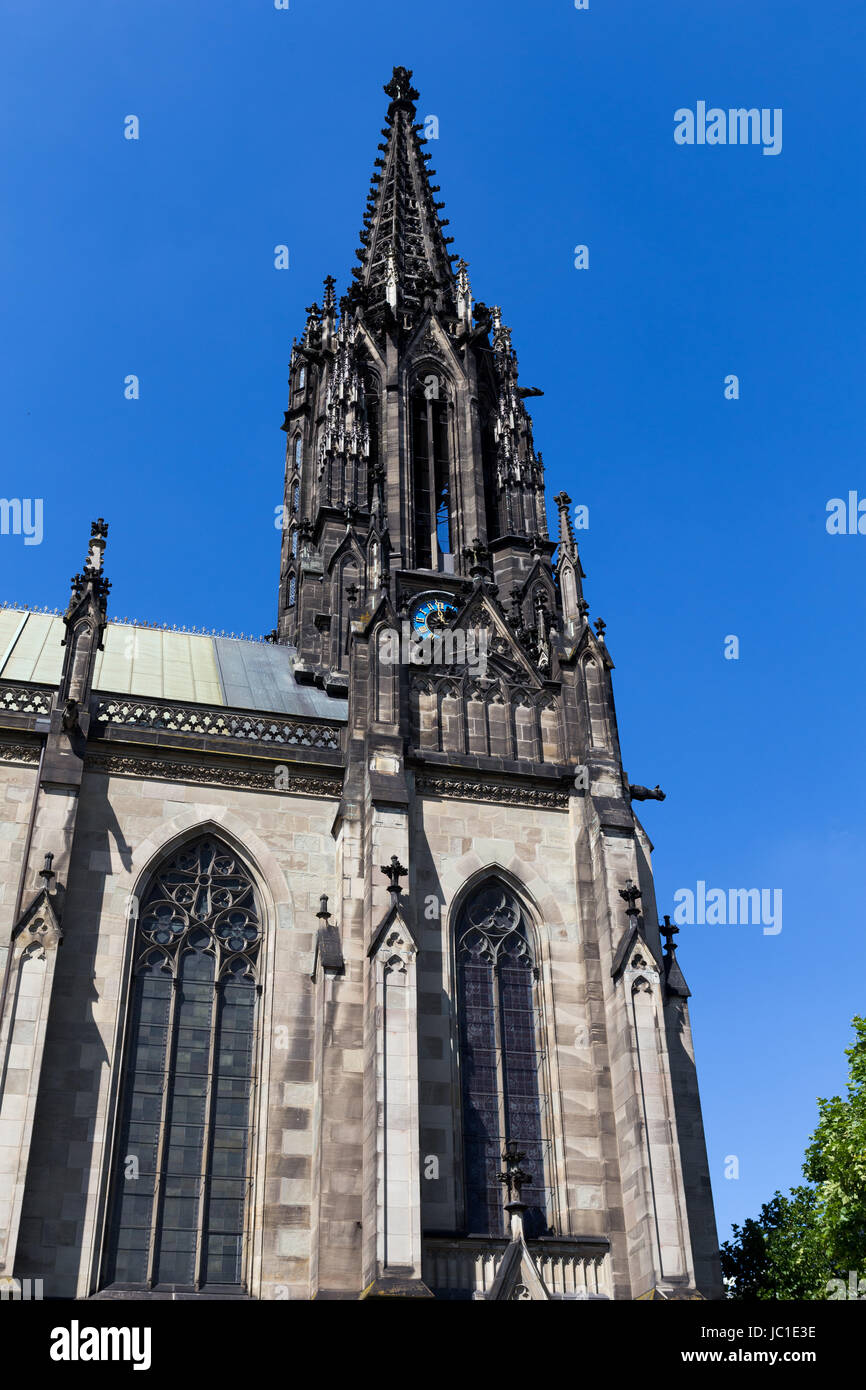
xmin=0 ymin=67 xmax=721 ymax=1300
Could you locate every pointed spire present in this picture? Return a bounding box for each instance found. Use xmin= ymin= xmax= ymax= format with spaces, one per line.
xmin=321 ymin=275 xmax=337 ymax=346
xmin=303 ymin=301 xmax=322 ymax=350
xmin=67 ymin=518 xmax=110 ymax=626
xmin=554 ymin=491 xmax=586 ymax=626
xmin=353 ymin=67 xmax=459 ymax=323
xmin=456 ymin=257 xmax=472 ymax=328
xmin=60 ymin=519 xmax=111 ymax=715
xmin=661 ymin=914 xmax=691 ymax=998
xmin=554 ymin=492 xmax=577 ymax=559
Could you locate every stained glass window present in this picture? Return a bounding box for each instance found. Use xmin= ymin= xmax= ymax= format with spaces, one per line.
xmin=456 ymin=883 xmax=548 ymax=1237
xmin=103 ymin=837 xmax=260 ymax=1292
xmin=411 ymin=382 xmax=451 ymax=568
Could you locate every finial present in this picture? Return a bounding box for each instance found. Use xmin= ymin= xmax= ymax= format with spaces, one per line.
xmin=85 ymin=518 xmax=108 ymax=574
xmin=497 ymin=1140 xmax=531 ymax=1206
xmin=553 ymin=491 xmax=577 ymax=558
xmin=594 ymin=617 xmax=606 ymax=641
xmin=660 ymin=915 xmax=680 ymax=955
xmin=463 ymin=536 xmax=491 ymax=580
xmin=381 ymin=855 xmax=407 ymax=896
xmin=383 ymin=65 xmax=420 ymax=113
xmin=39 ymin=852 xmax=55 ymax=889
xmin=317 ymin=894 xmax=331 ymax=923
xmin=619 ymin=879 xmax=642 ymax=918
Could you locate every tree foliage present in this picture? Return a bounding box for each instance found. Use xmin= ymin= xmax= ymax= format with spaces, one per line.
xmin=721 ymin=1017 xmax=866 ymax=1299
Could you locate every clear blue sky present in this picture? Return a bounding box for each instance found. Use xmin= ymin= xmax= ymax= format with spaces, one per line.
xmin=1 ymin=0 xmax=864 ymax=1248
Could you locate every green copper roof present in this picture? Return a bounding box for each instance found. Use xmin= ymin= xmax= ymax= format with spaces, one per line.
xmin=0 ymin=609 xmax=347 ymax=721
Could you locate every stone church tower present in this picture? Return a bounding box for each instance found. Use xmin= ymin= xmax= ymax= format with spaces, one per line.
xmin=0 ymin=67 xmax=720 ymax=1301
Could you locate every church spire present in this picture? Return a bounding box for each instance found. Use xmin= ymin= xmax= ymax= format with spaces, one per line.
xmin=351 ymin=66 xmax=458 ymax=324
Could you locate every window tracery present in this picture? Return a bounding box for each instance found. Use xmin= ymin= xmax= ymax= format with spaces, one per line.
xmin=456 ymin=882 xmax=548 ymax=1237
xmin=103 ymin=836 xmax=260 ymax=1292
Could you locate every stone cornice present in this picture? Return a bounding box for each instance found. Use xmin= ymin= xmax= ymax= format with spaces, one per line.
xmin=0 ymin=739 xmax=40 ymax=765
xmin=85 ymin=749 xmax=342 ymax=799
xmin=414 ymin=772 xmax=569 ymax=810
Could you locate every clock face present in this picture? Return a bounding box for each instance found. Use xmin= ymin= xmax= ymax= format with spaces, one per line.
xmin=412 ymin=594 xmax=459 ymax=639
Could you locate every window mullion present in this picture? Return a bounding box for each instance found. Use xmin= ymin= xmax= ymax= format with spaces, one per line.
xmin=192 ymin=963 xmax=221 ymax=1290
xmin=145 ymin=964 xmax=179 ymax=1289
xmin=492 ymin=950 xmax=508 ymax=1234
xmin=426 ymin=398 xmax=437 ymax=567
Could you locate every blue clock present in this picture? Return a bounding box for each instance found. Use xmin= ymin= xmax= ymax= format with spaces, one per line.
xmin=412 ymin=594 xmax=459 ymax=639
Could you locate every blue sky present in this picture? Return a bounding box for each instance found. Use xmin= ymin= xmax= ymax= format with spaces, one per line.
xmin=1 ymin=0 xmax=864 ymax=1247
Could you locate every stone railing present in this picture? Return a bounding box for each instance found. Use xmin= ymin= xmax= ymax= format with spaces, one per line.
xmin=93 ymin=697 xmax=342 ymax=750
xmin=422 ymin=1237 xmax=611 ymax=1300
xmin=0 ymin=684 xmax=53 ymax=715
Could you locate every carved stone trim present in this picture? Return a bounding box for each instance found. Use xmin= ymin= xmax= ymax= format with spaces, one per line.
xmin=373 ymin=925 xmax=415 ymax=976
xmin=415 ymin=773 xmax=569 ymax=810
xmin=93 ymin=696 xmax=343 ymax=750
xmin=0 ymin=740 xmax=40 ymax=765
xmin=422 ymin=1236 xmax=611 ymax=1300
xmin=0 ymin=684 xmax=53 ymax=715
xmin=85 ymin=750 xmax=342 ymax=799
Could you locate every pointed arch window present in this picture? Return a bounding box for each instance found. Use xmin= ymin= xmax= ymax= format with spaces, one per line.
xmin=411 ymin=374 xmax=451 ymax=570
xmin=362 ymin=367 xmax=380 ymax=510
xmin=290 ymin=526 xmax=298 ymax=559
xmin=103 ymin=836 xmax=260 ymax=1292
xmin=294 ymin=436 xmax=303 ymax=471
xmin=298 ymin=365 xmax=306 ymax=389
xmin=288 ymin=574 xmax=296 ymax=608
xmin=456 ymin=882 xmax=549 ymax=1238
xmin=291 ymin=480 xmax=300 ymax=514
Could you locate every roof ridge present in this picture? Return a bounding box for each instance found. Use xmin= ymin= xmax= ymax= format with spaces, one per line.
xmin=0 ymin=603 xmax=277 ymax=644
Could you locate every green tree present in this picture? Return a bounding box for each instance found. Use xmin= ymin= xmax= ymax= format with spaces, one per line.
xmin=804 ymin=1016 xmax=866 ymax=1275
xmin=721 ymin=1016 xmax=866 ymax=1299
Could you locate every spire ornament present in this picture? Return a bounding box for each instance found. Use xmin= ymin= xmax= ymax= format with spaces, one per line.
xmin=39 ymin=853 xmax=56 ymax=891
xmin=498 ymin=1141 xmax=531 ymax=1204
xmin=354 ymin=68 xmax=460 ymax=327
xmin=553 ymin=492 xmax=577 ymax=559
xmin=381 ymin=856 xmax=407 ymax=897
xmin=383 ymin=65 xmax=420 ymax=113
xmin=619 ymin=879 xmax=642 ymax=919
xmin=660 ymin=915 xmax=679 ymax=955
